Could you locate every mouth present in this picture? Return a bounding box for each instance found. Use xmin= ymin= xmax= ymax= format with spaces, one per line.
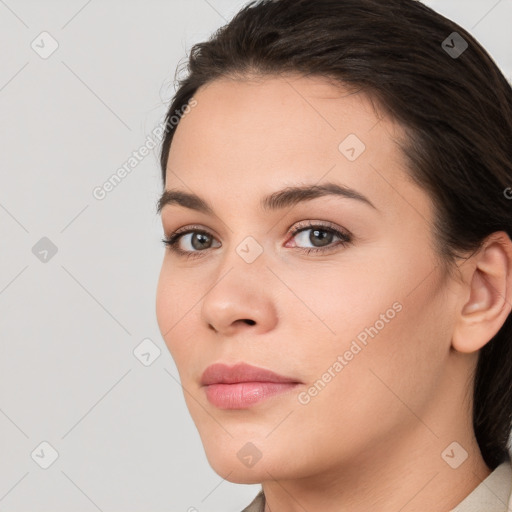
xmin=200 ymin=362 xmax=301 ymax=409
xmin=203 ymin=382 xmax=300 ymax=409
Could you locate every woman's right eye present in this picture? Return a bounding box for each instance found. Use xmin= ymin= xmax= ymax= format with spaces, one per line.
xmin=161 ymin=228 xmax=220 ymax=259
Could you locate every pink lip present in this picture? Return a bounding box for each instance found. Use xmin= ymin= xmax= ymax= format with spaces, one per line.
xmin=201 ymin=362 xmax=301 ymax=409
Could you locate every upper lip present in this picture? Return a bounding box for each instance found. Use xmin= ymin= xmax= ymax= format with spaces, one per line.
xmin=200 ymin=362 xmax=300 ymax=386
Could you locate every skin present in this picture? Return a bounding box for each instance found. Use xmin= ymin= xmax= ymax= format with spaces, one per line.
xmin=155 ymin=74 xmax=512 ymax=512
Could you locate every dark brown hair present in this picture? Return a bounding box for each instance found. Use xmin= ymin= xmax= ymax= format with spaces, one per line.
xmin=159 ymin=0 xmax=512 ymax=470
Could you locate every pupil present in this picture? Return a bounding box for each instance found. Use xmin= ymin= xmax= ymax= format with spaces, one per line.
xmin=311 ymin=229 xmax=332 ymax=247
xmin=192 ymin=233 xmax=211 ymax=250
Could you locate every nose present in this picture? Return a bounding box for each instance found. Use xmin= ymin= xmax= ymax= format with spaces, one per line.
xmin=200 ymin=255 xmax=279 ymax=337
xmin=208 ymin=317 xmax=256 ymax=333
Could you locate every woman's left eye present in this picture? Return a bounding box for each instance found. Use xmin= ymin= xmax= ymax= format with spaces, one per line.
xmin=161 ymin=221 xmax=352 ymax=259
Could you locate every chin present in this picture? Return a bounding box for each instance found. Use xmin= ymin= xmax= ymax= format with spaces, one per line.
xmin=201 ymin=440 xmax=281 ymax=484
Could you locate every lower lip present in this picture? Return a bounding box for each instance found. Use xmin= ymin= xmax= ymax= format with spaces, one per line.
xmin=204 ymin=382 xmax=299 ymax=409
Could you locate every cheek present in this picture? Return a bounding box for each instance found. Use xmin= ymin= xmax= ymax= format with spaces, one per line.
xmin=155 ymin=264 xmax=173 ymax=338
xmin=288 ymin=293 xmax=447 ymax=468
xmin=155 ymin=262 xmax=210 ymax=377
xmin=155 ymin=263 xmax=191 ymax=352
xmin=275 ymin=254 xmax=403 ymax=356
xmin=293 ymin=247 xmax=448 ymax=416
xmin=347 ymin=274 xmax=447 ymax=412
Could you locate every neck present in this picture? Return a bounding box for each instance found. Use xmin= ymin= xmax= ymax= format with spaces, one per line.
xmin=262 ymin=434 xmax=490 ymax=512
xmin=261 ymin=355 xmax=492 ymax=512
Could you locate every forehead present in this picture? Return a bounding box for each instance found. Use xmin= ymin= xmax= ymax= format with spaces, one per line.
xmin=173 ymin=74 xmax=396 ymax=151
xmin=165 ymin=74 xmax=423 ymax=216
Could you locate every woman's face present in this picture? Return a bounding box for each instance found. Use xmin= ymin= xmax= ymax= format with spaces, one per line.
xmin=156 ymin=75 xmax=462 ymax=482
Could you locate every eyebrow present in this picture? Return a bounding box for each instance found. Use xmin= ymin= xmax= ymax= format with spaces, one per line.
xmin=156 ymin=182 xmax=377 ymax=215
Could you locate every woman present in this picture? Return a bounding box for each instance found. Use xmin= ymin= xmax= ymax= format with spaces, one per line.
xmin=155 ymin=0 xmax=512 ymax=510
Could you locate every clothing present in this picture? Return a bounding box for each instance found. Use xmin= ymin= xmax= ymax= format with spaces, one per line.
xmin=240 ymin=459 xmax=512 ymax=512
xmin=241 ymin=489 xmax=265 ymax=512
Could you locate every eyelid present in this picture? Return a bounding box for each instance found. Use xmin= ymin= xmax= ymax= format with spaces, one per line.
xmin=163 ymin=224 xmax=220 ymax=254
xmin=166 ymin=224 xmax=216 ymax=239
xmin=288 ymin=219 xmax=351 ymax=240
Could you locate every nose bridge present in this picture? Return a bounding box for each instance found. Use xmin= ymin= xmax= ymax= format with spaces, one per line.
xmin=208 ymin=229 xmax=271 ymax=296
xmin=199 ymin=230 xmax=278 ymax=334
xmin=214 ymin=209 xmax=271 ymax=273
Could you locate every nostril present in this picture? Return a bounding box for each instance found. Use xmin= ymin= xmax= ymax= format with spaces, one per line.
xmin=243 ymin=319 xmax=256 ymax=325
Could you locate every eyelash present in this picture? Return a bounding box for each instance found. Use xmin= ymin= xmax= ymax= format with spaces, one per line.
xmin=161 ymin=221 xmax=352 ymax=260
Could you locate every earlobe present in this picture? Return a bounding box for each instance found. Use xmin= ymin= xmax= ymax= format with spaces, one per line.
xmin=452 ymin=232 xmax=512 ymax=354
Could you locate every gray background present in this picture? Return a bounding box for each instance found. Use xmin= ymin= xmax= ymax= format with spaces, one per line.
xmin=0 ymin=0 xmax=511 ymax=511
